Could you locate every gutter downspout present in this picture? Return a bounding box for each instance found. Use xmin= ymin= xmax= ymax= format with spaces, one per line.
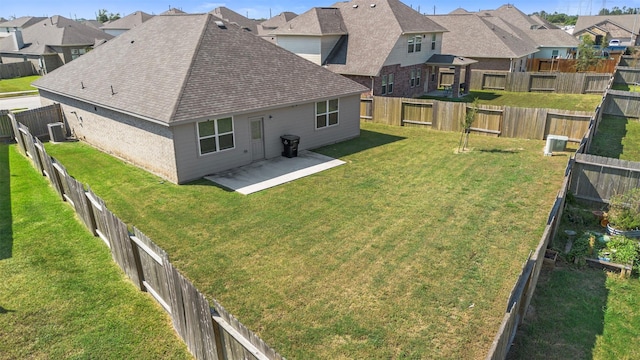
xmin=370 ymin=76 xmax=375 ymax=96
xmin=509 ymin=58 xmax=514 ymax=72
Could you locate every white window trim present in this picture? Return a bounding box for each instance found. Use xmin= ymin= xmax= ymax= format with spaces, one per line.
xmin=197 ymin=117 xmax=235 ymax=156
xmin=315 ymin=99 xmax=340 ymax=129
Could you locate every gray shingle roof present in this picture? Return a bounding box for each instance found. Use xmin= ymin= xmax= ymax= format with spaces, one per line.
xmin=427 ymin=14 xmax=538 ymax=59
xmin=574 ymin=14 xmax=639 ymax=34
xmin=210 ymin=7 xmax=260 ymax=33
xmin=100 ymin=11 xmax=154 ymax=30
xmin=0 ymin=15 xmax=113 ymax=55
xmin=270 ymin=8 xmax=347 ymax=36
xmin=275 ymin=0 xmax=446 ymax=77
xmin=527 ymin=29 xmax=579 ymax=48
xmin=33 ymin=14 xmax=368 ymax=125
xmin=160 ymin=8 xmax=187 ymax=15
xmin=0 ymin=16 xmax=47 ymax=29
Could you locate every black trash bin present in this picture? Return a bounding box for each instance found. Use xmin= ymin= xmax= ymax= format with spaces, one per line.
xmin=281 ymin=134 xmax=300 ymax=158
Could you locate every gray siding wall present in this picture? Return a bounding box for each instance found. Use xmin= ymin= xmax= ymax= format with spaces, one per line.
xmin=39 ymin=90 xmax=179 ymax=183
xmin=172 ymin=94 xmax=361 ymax=184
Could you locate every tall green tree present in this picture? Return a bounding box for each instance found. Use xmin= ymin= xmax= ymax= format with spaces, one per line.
xmin=576 ymin=37 xmax=600 ymax=72
xmin=96 ymin=9 xmax=121 ymax=23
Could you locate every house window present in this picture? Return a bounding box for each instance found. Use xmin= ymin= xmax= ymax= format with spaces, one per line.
xmin=431 ymin=34 xmax=436 ymax=50
xmin=388 ymin=73 xmax=394 ymax=94
xmin=381 ymin=75 xmax=387 ymax=95
xmin=416 ymin=69 xmax=421 ymax=87
xmin=316 ymin=99 xmax=339 ymax=129
xmin=71 ymin=48 xmax=87 ymax=60
xmin=551 ymin=49 xmax=559 ymax=58
xmin=408 ymin=35 xmax=422 ymax=53
xmin=197 ymin=117 xmax=235 ymax=155
xmin=410 ymin=69 xmax=416 ymax=88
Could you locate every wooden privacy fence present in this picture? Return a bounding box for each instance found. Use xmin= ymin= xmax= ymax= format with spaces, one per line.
xmin=602 ymin=89 xmax=640 ymax=118
xmin=618 ymin=55 xmax=640 ymax=68
xmin=361 ymin=96 xmax=593 ymax=142
xmin=10 ymin=115 xmax=285 ymax=360
xmin=0 ymin=103 xmax=64 ymax=140
xmin=486 ymin=66 xmax=610 ymax=359
xmin=439 ymin=70 xmax=612 ymax=94
xmin=570 ymin=154 xmax=640 ymax=205
xmin=526 ymin=58 xmax=617 ymax=74
xmin=613 ymin=67 xmax=640 ymax=84
xmin=0 ymin=61 xmax=37 ymax=79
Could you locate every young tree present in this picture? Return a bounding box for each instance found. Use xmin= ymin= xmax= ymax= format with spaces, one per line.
xmin=458 ymin=98 xmax=479 ymax=152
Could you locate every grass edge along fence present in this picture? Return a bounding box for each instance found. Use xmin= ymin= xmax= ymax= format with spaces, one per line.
xmin=8 ymin=112 xmax=285 ymax=360
xmin=484 ymin=75 xmax=612 ymax=359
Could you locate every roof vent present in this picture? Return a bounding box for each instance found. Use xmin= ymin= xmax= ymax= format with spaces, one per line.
xmin=215 ymin=20 xmax=226 ymax=29
xmin=353 ymin=4 xmax=358 ymax=8
xmin=370 ymin=4 xmax=376 ymax=8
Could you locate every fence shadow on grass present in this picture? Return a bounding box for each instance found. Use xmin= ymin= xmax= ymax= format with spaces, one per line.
xmin=587 ymin=115 xmax=628 ymax=159
xmin=0 ymin=144 xmax=12 ymax=260
xmin=314 ymin=129 xmax=406 ymax=158
xmin=508 ymin=266 xmax=607 ymax=360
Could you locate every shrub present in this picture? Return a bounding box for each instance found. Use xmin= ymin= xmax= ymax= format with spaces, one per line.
xmin=607 ymin=188 xmax=640 ymax=231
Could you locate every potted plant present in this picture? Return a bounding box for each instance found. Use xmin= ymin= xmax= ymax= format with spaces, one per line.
xmin=605 ymin=187 xmax=640 ymax=238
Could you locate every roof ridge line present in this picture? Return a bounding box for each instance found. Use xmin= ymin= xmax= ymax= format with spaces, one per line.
xmin=168 ymin=13 xmax=209 ymax=123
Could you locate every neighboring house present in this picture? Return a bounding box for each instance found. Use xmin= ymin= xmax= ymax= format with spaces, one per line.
xmin=210 ymin=7 xmax=260 ymax=33
xmin=0 ymin=16 xmax=46 ymax=38
xmin=480 ymin=4 xmax=578 ymax=59
xmin=574 ymin=14 xmax=640 ymax=46
xmin=258 ymin=11 xmax=298 ymax=43
xmin=100 ymin=11 xmax=154 ymax=36
xmin=427 ymin=13 xmax=538 ymax=71
xmin=79 ymin=19 xmax=103 ymax=30
xmin=32 ymin=14 xmax=367 ymax=184
xmin=270 ymin=0 xmax=448 ymax=98
xmin=0 ymin=15 xmax=113 ymax=74
xmin=160 ymin=8 xmax=187 ymax=15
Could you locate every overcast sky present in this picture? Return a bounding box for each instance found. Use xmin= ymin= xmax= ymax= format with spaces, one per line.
xmin=3 ymin=0 xmax=639 ymax=21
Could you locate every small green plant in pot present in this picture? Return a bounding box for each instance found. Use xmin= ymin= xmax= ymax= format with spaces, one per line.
xmin=606 ymin=187 xmax=640 ymax=237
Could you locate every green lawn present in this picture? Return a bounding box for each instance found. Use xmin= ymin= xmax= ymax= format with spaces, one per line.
xmin=42 ymin=122 xmax=569 ymax=359
xmin=0 ymin=144 xmax=191 ymax=359
xmin=0 ymin=75 xmax=40 ymax=95
xmin=421 ymin=89 xmax=602 ymax=112
xmin=588 ymin=115 xmax=640 ymax=161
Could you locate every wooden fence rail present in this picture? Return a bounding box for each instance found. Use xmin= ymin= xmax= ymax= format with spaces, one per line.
xmin=10 ymin=119 xmax=285 ymax=360
xmin=439 ymin=70 xmax=612 ymax=94
xmin=361 ymin=96 xmax=593 ymax=142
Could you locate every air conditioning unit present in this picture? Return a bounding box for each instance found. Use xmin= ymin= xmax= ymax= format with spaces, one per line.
xmin=544 ymin=135 xmax=568 ymax=156
xmin=47 ymin=122 xmax=66 ymax=143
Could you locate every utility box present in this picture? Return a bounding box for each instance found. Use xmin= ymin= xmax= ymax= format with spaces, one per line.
xmin=544 ymin=135 xmax=568 ymax=156
xmin=280 ymin=134 xmax=300 ymax=158
xmin=47 ymin=122 xmax=65 ymax=143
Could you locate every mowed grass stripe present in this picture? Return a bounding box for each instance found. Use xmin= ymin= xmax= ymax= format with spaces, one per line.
xmin=0 ymin=144 xmax=191 ymax=360
xmin=44 ymin=122 xmax=569 ymax=359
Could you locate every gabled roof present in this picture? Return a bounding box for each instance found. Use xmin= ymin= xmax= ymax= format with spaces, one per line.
xmin=574 ymin=14 xmax=640 ymax=35
xmin=275 ymin=0 xmax=446 ymax=77
xmin=33 ymin=14 xmax=368 ymax=125
xmin=100 ymin=11 xmax=153 ymax=30
xmin=529 ymin=14 xmax=559 ymax=30
xmin=478 ymin=4 xmax=540 ymax=31
xmin=260 ymin=12 xmax=298 ymax=30
xmin=0 ymin=16 xmax=47 ymax=29
xmin=427 ymin=14 xmax=538 ymax=59
xmin=0 ymin=15 xmax=113 ymax=55
xmin=270 ymin=7 xmax=347 ymax=36
xmin=79 ymin=19 xmax=103 ymax=30
xmin=210 ymin=7 xmax=260 ymax=33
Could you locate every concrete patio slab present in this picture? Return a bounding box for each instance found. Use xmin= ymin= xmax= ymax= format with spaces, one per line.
xmin=204 ymin=150 xmax=345 ymax=195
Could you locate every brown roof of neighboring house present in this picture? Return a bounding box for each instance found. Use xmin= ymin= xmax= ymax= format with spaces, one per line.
xmin=270 ymin=7 xmax=347 ymax=36
xmin=33 ymin=14 xmax=368 ymax=125
xmin=574 ymin=14 xmax=640 ymax=35
xmin=0 ymin=15 xmax=113 ymax=55
xmin=100 ymin=11 xmax=154 ymax=30
xmin=529 ymin=14 xmax=560 ymax=29
xmin=427 ymin=13 xmax=538 ymax=59
xmin=210 ymin=7 xmax=260 ymax=33
xmin=274 ymin=0 xmax=446 ymax=77
xmin=160 ymin=8 xmax=187 ymax=15
xmin=478 ymin=4 xmax=540 ymax=31
xmin=0 ymin=16 xmax=47 ymax=29
xmin=260 ymin=12 xmax=298 ymax=29
xmin=526 ymin=28 xmax=579 ymax=48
